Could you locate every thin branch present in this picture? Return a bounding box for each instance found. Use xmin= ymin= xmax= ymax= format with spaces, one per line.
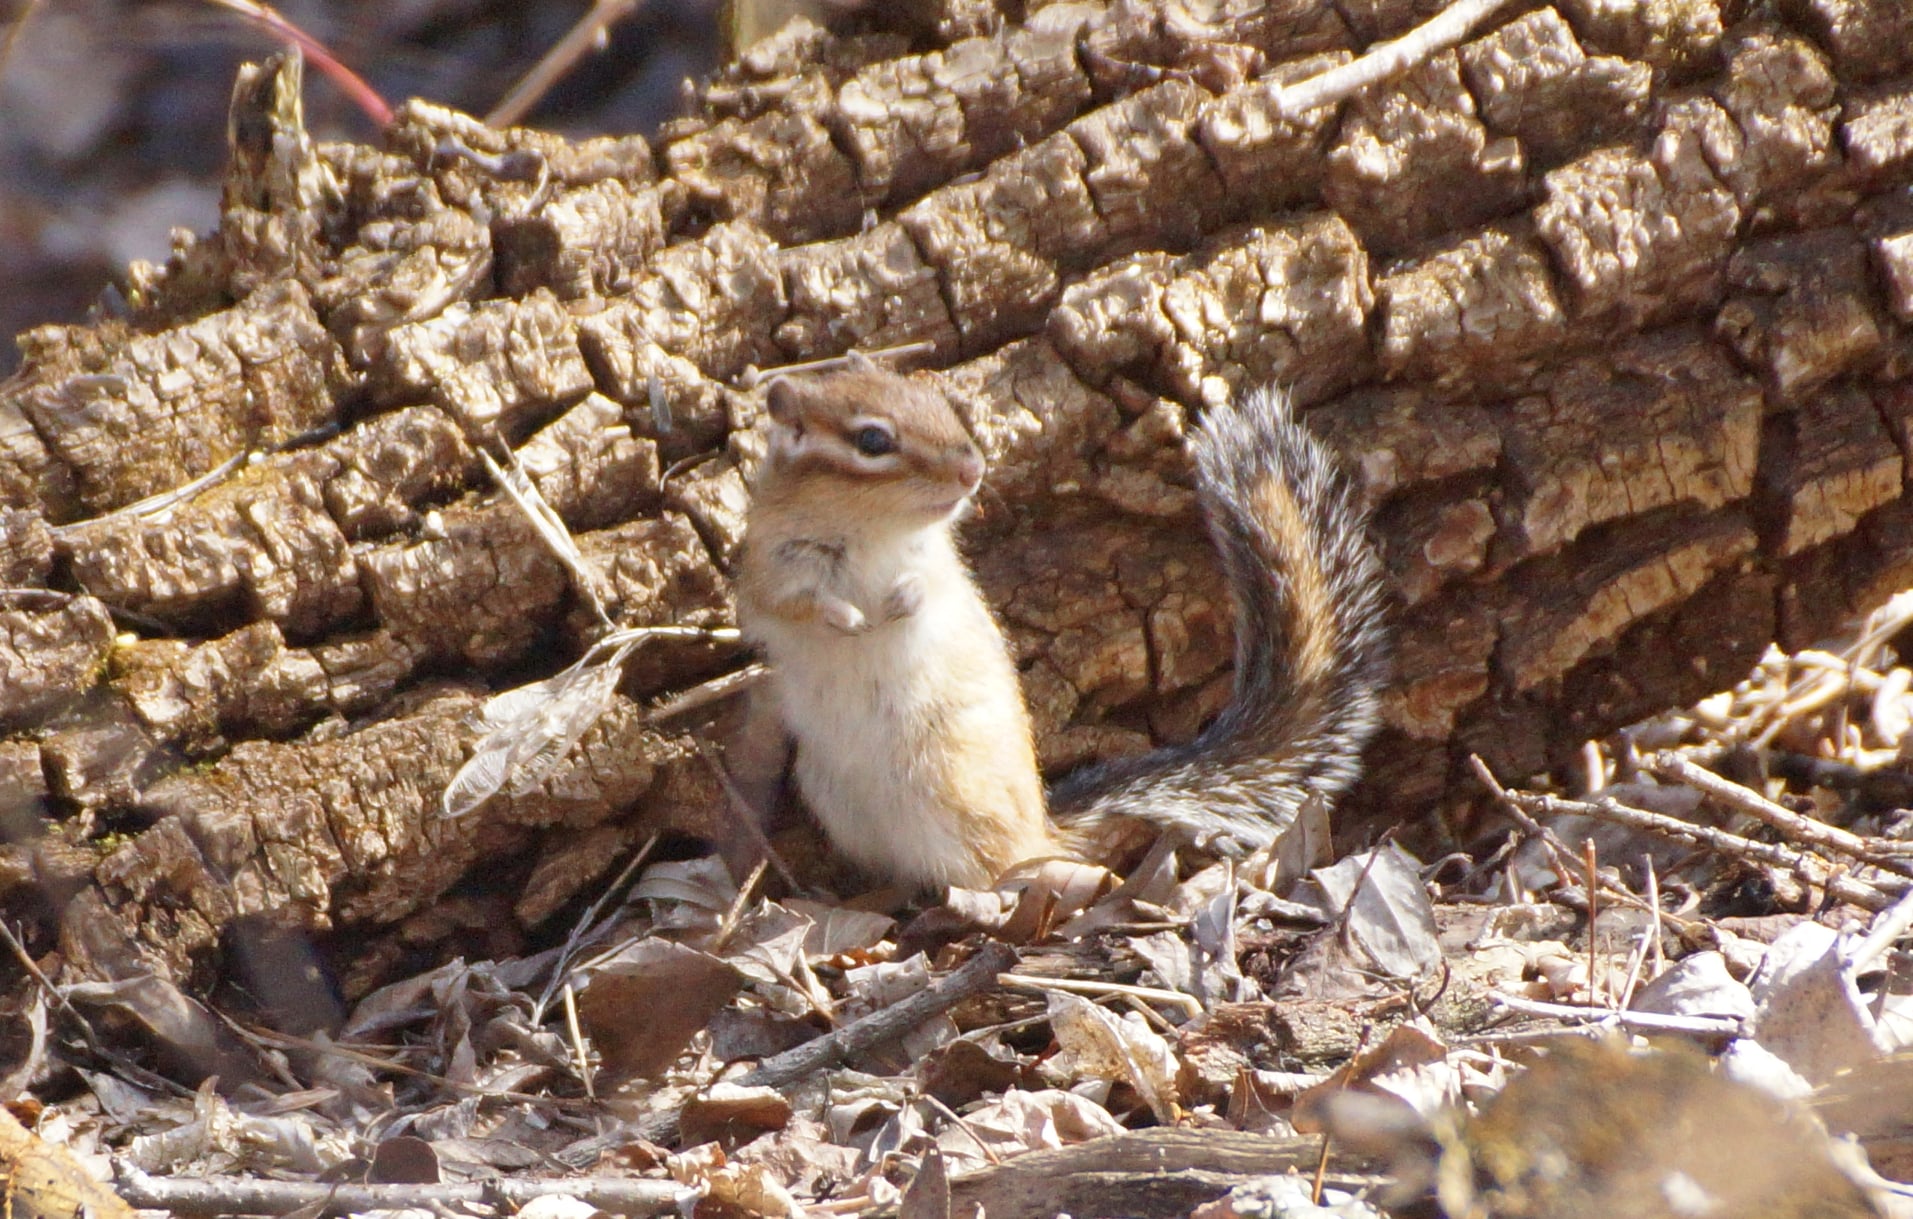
xmin=608 ymin=940 xmax=1018 ymax=1150
xmin=533 ymin=834 xmax=660 ymax=1023
xmin=236 ymin=1024 xmax=596 ymax=1112
xmin=488 ymin=0 xmax=646 ymax=128
xmin=479 ymin=447 xmax=613 ymax=629
xmin=738 ymin=940 xmax=1017 ymax=1092
xmin=737 ymin=340 xmax=939 ymax=389
xmin=1493 ymin=786 xmax=1898 ymax=912
xmin=1648 ymin=751 xmax=1913 ymax=878
xmin=1468 ymin=755 xmax=1759 ymax=934
xmin=999 ymin=973 xmax=1204 ymax=1020
xmin=0 ymin=921 xmax=193 ymax=1098
xmin=1491 ymin=993 xmax=1741 ymax=1037
xmin=647 ymin=663 xmax=766 ymax=724
xmin=48 ymin=453 xmax=246 ymax=538
xmin=1848 ymin=885 xmax=1913 ymax=974
xmin=690 ymin=735 xmax=802 ymax=893
xmin=113 ymin=1165 xmax=680 ymax=1218
xmin=1271 ymin=0 xmax=1520 ymax=120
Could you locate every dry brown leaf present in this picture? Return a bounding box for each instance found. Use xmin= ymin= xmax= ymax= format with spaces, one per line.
xmin=575 ymin=940 xmax=743 ymax=1083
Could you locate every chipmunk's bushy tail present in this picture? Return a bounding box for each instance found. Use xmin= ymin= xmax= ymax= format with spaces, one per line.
xmin=1051 ymin=385 xmax=1388 ymax=855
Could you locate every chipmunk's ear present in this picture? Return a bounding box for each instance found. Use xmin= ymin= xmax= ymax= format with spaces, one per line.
xmin=843 ymin=349 xmax=878 ymax=374
xmin=766 ymin=378 xmax=804 ymax=427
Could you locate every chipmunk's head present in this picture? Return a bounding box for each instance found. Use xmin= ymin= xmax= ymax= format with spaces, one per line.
xmin=759 ymin=368 xmax=986 ymax=524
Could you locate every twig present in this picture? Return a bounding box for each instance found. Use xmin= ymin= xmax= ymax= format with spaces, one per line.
xmin=647 ymin=664 xmax=766 ymax=724
xmin=533 ymin=834 xmax=660 ymax=1023
xmin=736 ymin=340 xmax=939 ymax=389
xmin=1493 ymin=786 xmax=1897 ymax=912
xmin=1469 ymin=755 xmax=1599 ymax=898
xmin=1491 ymin=993 xmax=1741 ymax=1036
xmin=998 ymin=973 xmax=1204 ymax=1020
xmin=690 ymin=736 xmax=802 ymax=893
xmin=1645 ymin=856 xmax=1666 ymax=978
xmin=237 ymin=1024 xmax=595 ymax=1111
xmin=613 ymin=941 xmax=1018 ymax=1150
xmin=488 ymin=0 xmax=646 ymax=128
xmin=1470 ymin=757 xmax=1709 ymax=935
xmin=711 ymin=857 xmax=770 ymax=953
xmin=48 ymin=453 xmax=246 ymax=538
xmin=739 ymin=941 xmax=1016 ymax=1092
xmin=1847 ymin=885 xmax=1913 ymax=974
xmin=1270 ymin=0 xmax=1520 ymax=119
xmin=479 ymin=448 xmax=612 ymax=629
xmin=113 ymin=1164 xmax=680 ymax=1217
xmin=920 ymin=1094 xmax=1004 ymax=1167
xmin=562 ymin=982 xmax=595 ymax=1100
xmin=1615 ymin=922 xmax=1652 ymax=1013
xmin=1583 ymin=837 xmax=1601 ymax=1008
xmin=0 ymin=922 xmax=193 ymax=1098
xmin=1648 ymin=752 xmax=1913 ymax=878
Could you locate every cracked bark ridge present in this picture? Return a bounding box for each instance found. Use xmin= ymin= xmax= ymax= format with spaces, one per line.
xmin=1 ymin=0 xmax=1912 ymax=1005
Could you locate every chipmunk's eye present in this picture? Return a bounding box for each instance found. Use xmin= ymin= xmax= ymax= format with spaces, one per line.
xmin=851 ymin=425 xmax=896 ymax=457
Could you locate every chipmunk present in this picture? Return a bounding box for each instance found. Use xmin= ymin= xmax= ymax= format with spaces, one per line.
xmin=732 ymin=365 xmax=1387 ymax=889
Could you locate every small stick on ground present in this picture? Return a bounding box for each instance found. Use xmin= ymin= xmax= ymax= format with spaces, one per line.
xmin=1847 ymin=885 xmax=1913 ymax=973
xmin=737 ymin=941 xmax=1016 ymax=1092
xmin=1495 ymin=787 xmax=1897 ymax=912
xmin=1648 ymin=752 xmax=1913 ymax=878
xmin=1583 ymin=837 xmax=1601 ymax=1008
xmin=1469 ymin=756 xmax=1847 ymax=925
xmin=998 ymin=973 xmax=1204 ymax=1020
xmin=602 ymin=940 xmax=1018 ymax=1149
xmin=1644 ymin=857 xmax=1666 ymax=978
xmin=114 ymin=1165 xmax=680 ymax=1218
xmin=1491 ymin=994 xmax=1741 ymax=1037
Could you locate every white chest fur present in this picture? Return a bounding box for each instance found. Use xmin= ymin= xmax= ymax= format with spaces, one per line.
xmin=742 ymin=523 xmax=1033 ymax=884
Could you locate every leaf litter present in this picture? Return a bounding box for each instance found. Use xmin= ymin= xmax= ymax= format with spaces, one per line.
xmin=15 ymin=607 xmax=1913 ymax=1216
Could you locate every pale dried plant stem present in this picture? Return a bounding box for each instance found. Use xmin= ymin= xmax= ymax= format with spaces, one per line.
xmin=998 ymin=973 xmax=1203 ymax=1019
xmin=1583 ymin=837 xmax=1602 ymax=1008
xmin=488 ymin=0 xmax=645 ymax=128
xmin=534 ymin=832 xmax=660 ymax=1023
xmin=1849 ymin=885 xmax=1913 ymax=973
xmin=239 ymin=1024 xmax=598 ymax=1110
xmin=480 ymin=448 xmax=613 ymax=628
xmin=1492 ymin=994 xmax=1740 ymax=1036
xmin=1272 ymin=0 xmax=1520 ymax=119
xmin=1469 ymin=755 xmax=1733 ymax=935
xmin=48 ymin=452 xmax=246 ymax=538
xmin=739 ymin=339 xmax=939 ymax=388
xmin=115 ymin=1167 xmax=678 ymax=1218
xmin=562 ymin=981 xmax=595 ymax=1099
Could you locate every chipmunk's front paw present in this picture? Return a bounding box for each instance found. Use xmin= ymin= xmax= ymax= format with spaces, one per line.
xmin=882 ymin=573 xmax=925 ymax=622
xmin=819 ymin=595 xmax=870 ymax=635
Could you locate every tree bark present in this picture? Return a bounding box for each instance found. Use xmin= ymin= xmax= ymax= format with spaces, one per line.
xmin=2 ymin=0 xmax=1911 ymax=995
